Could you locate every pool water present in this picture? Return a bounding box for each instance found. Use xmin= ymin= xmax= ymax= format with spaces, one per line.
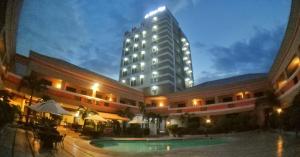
xmin=91 ymin=138 xmax=226 ymax=153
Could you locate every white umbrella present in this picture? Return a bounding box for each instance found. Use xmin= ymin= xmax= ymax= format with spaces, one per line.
xmin=129 ymin=115 xmax=146 ymax=124
xmin=85 ymin=114 xmax=107 ymax=122
xmin=28 ymin=100 xmax=70 ymax=115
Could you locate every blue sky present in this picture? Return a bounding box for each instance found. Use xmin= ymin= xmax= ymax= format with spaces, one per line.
xmin=17 ymin=0 xmax=291 ymax=84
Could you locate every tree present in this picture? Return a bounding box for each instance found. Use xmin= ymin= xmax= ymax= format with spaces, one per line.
xmin=0 ymin=90 xmax=20 ymax=127
xmin=287 ymin=91 xmax=300 ymax=136
xmin=18 ymin=72 xmax=48 ymax=123
xmin=255 ymin=90 xmax=280 ymax=128
xmin=117 ymin=107 xmax=134 ymax=120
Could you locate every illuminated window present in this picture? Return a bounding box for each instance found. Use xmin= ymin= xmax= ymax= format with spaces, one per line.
xmin=152 ymin=35 xmax=158 ymax=41
xmin=152 ymin=46 xmax=158 ymax=53
xmin=134 ymin=34 xmax=139 ymax=42
xmin=153 ymin=16 xmax=158 ymax=21
xmin=132 ymin=54 xmax=138 ymax=62
xmin=286 ymin=56 xmax=300 ymax=77
xmin=152 ymin=25 xmax=158 ymax=31
xmin=126 ymin=38 xmax=130 ymax=43
xmin=185 ymin=51 xmax=190 ymax=55
xmin=123 ymin=57 xmax=128 ymax=65
xmin=142 ymin=30 xmax=147 ymax=37
xmin=141 ymin=51 xmax=145 ymax=60
xmin=122 ymin=68 xmax=127 ymax=76
xmin=121 ymin=79 xmax=126 ymax=83
xmin=152 ymin=71 xmax=158 ymax=82
xmin=131 ymin=65 xmax=137 ymax=73
xmin=140 ymin=75 xmax=144 ymax=85
xmin=130 ymin=77 xmax=136 ymax=86
xmin=125 ymin=48 xmax=129 ymax=51
xmin=181 ymin=38 xmax=186 ymax=42
xmin=183 ymin=56 xmax=188 ymax=61
xmin=184 ymin=66 xmax=189 ymax=71
xmin=142 ymin=40 xmax=146 ymax=48
xmin=140 ymin=62 xmax=145 ymax=71
xmin=151 ymin=86 xmax=158 ymax=95
xmin=152 ymin=58 xmax=158 ymax=65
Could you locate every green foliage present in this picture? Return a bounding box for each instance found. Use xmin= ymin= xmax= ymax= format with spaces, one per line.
xmin=126 ymin=124 xmax=149 ymax=137
xmin=0 ymin=90 xmax=20 ymax=127
xmin=18 ymin=72 xmax=48 ymax=106
xmin=117 ymin=107 xmax=134 ymax=120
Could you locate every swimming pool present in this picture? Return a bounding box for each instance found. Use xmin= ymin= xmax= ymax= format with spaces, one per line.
xmin=91 ymin=138 xmax=226 ymax=153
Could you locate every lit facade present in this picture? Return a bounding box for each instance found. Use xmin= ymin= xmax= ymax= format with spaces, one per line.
xmin=2 ymin=0 xmax=300 ymax=132
xmin=119 ymin=6 xmax=194 ymax=96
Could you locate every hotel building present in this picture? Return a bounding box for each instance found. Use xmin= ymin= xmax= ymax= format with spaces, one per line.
xmin=119 ymin=6 xmax=194 ymax=96
xmin=1 ymin=0 xmax=300 ymax=133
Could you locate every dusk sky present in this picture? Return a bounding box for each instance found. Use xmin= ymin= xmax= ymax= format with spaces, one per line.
xmin=17 ymin=0 xmax=291 ymax=84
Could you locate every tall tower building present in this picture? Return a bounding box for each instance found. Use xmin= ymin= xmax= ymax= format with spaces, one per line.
xmin=119 ymin=6 xmax=194 ymax=96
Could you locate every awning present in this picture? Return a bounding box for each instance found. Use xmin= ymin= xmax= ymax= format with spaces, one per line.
xmin=98 ymin=112 xmax=129 ymax=121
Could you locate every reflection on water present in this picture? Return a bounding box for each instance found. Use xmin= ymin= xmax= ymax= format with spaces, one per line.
xmin=277 ymin=135 xmax=283 ymax=157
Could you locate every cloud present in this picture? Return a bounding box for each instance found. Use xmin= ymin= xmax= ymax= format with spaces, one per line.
xmin=195 ymin=25 xmax=286 ymax=83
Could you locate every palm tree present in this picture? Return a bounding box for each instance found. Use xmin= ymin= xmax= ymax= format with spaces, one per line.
xmin=288 ymin=91 xmax=300 ymax=136
xmin=18 ymin=72 xmax=48 ymax=123
xmin=255 ymin=90 xmax=280 ymax=128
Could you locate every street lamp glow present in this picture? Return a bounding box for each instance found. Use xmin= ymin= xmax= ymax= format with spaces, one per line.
xmin=206 ymin=118 xmax=211 ymax=124
xmin=277 ymin=108 xmax=282 ymax=114
xmin=91 ymin=83 xmax=99 ymax=91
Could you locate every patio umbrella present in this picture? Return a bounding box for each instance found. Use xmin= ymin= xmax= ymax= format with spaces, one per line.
xmin=28 ymin=100 xmax=70 ymax=115
xmin=129 ymin=115 xmax=146 ymax=124
xmin=85 ymin=114 xmax=107 ymax=122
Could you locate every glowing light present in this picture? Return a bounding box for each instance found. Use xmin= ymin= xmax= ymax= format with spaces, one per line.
xmin=153 ymin=16 xmax=158 ymax=21
xmin=132 ymin=65 xmax=137 ymax=69
xmin=181 ymin=38 xmax=186 ymax=42
xmin=186 ymin=60 xmax=191 ymax=64
xmin=140 ymin=62 xmax=145 ymax=66
xmin=152 ymin=25 xmax=158 ymax=30
xmin=140 ymin=75 xmax=144 ymax=78
xmin=122 ymin=68 xmax=127 ymax=72
xmin=74 ymin=111 xmax=80 ymax=118
xmin=91 ymin=83 xmax=99 ymax=91
xmin=184 ymin=67 xmax=189 ymax=71
xmin=134 ymin=34 xmax=139 ymax=38
xmin=277 ymin=108 xmax=282 ymax=114
xmin=121 ymin=80 xmax=126 ymax=83
xmin=188 ymin=70 xmax=192 ymax=73
xmin=108 ymin=97 xmax=113 ymax=101
xmin=159 ymin=102 xmax=164 ymax=107
xmin=183 ymin=56 xmax=188 ymax=60
xmin=152 ymin=35 xmax=158 ymax=40
xmin=134 ymin=43 xmax=138 ymax=47
xmin=141 ymin=50 xmax=145 ymax=54
xmin=185 ymin=51 xmax=190 ymax=55
xmin=206 ymin=118 xmax=211 ymax=124
xmin=152 ymin=85 xmax=158 ymax=90
xmin=144 ymin=6 xmax=166 ymax=19
xmin=152 ymin=71 xmax=158 ymax=75
xmin=193 ymin=99 xmax=198 ymax=106
xmin=125 ymin=48 xmax=129 ymax=51
xmin=142 ymin=40 xmax=146 ymax=44
xmin=124 ymin=57 xmax=128 ymax=61
xmin=126 ymin=38 xmax=130 ymax=42
xmin=131 ymin=77 xmax=136 ymax=80
xmin=133 ymin=53 xmax=137 ymax=57
xmin=185 ymin=78 xmax=190 ymax=81
xmin=55 ymin=82 xmax=62 ymax=89
xmin=142 ymin=30 xmax=147 ymax=35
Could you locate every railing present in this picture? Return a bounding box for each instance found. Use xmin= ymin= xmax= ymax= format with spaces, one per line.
xmin=5 ymin=72 xmax=138 ymax=111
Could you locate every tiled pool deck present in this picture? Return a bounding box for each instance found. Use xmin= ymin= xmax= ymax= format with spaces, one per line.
xmin=1 ymin=126 xmax=299 ymax=157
